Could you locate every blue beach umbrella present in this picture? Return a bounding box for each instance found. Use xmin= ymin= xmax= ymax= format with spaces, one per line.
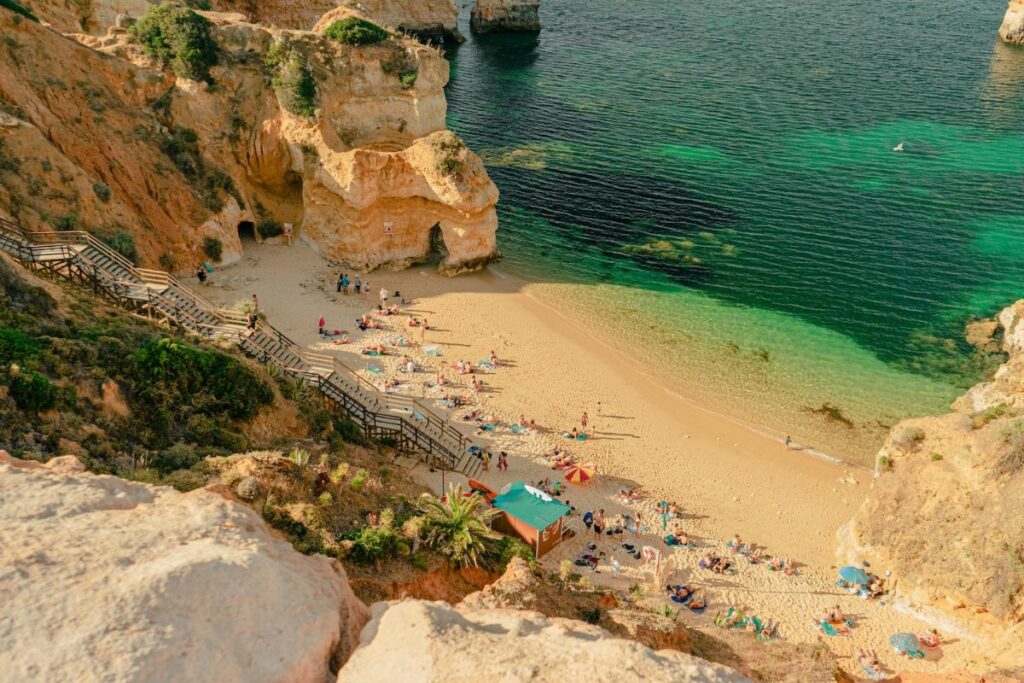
xmin=839 ymin=566 xmax=870 ymax=584
xmin=890 ymin=632 xmax=921 ymax=653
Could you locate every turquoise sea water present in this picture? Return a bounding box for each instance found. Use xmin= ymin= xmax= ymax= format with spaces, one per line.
xmin=444 ymin=1 xmax=1024 ymax=461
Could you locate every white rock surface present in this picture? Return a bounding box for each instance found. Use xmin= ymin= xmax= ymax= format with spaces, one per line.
xmin=0 ymin=452 xmax=368 ymax=683
xmin=338 ymin=600 xmax=749 ymax=683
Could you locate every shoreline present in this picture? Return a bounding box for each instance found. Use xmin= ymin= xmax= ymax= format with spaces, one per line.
xmin=497 ymin=265 xmax=853 ymax=468
xmin=199 ymin=240 xmax=994 ymax=674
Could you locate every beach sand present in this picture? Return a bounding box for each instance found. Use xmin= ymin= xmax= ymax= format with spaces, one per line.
xmin=201 ymin=238 xmax=997 ymax=676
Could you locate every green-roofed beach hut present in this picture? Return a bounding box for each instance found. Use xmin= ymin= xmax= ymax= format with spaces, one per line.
xmin=492 ymin=481 xmax=570 ymax=557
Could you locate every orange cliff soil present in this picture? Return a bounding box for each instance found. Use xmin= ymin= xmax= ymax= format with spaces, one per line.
xmin=0 ymin=3 xmax=497 ymax=274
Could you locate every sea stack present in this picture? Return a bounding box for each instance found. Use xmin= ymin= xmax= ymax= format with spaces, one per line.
xmin=470 ymin=0 xmax=541 ymax=34
xmin=1002 ymin=0 xmax=1024 ymax=45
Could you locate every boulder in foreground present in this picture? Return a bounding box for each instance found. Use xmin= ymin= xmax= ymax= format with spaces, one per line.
xmin=0 ymin=452 xmax=368 ymax=682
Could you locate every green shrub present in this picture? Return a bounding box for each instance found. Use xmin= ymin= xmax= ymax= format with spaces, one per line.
xmin=127 ymin=338 xmax=272 ymax=446
xmin=351 ymin=468 xmax=368 ymax=491
xmin=346 ymin=523 xmax=407 ymax=564
xmin=272 ymin=51 xmax=316 ymax=117
xmin=398 ymin=70 xmax=417 ymax=89
xmin=878 ymin=454 xmax=893 ymax=471
xmin=972 ymin=403 xmax=1008 ymax=430
xmin=54 ymin=212 xmax=78 ymax=231
xmin=161 ymin=468 xmax=208 ymax=491
xmin=930 ymin=453 xmax=944 ymax=462
xmin=256 ymin=218 xmax=282 ymax=238
xmin=324 ymin=17 xmax=388 ymax=46
xmin=333 ymin=416 xmax=366 ymax=445
xmin=9 ymin=370 xmax=56 ymax=412
xmin=130 ymin=3 xmax=218 ymax=81
xmin=92 ymin=182 xmax=111 ymax=203
xmin=202 ymin=236 xmax=222 ymax=262
xmin=0 ymin=0 xmax=38 ymax=22
xmin=158 ymin=253 xmax=176 ymax=270
xmin=98 ymin=229 xmax=138 ymax=264
xmin=488 ymin=535 xmax=536 ymax=572
xmin=0 ymin=328 xmax=44 ymax=363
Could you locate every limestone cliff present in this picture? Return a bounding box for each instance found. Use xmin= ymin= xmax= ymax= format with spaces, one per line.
xmin=470 ymin=0 xmax=541 ymax=34
xmin=206 ymin=0 xmax=462 ymax=42
xmin=838 ymin=300 xmax=1024 ymax=667
xmin=0 ymin=4 xmax=497 ymax=273
xmin=1001 ymin=0 xmax=1024 ymax=45
xmin=338 ymin=600 xmax=748 ymax=683
xmin=0 ymin=451 xmax=369 ymax=681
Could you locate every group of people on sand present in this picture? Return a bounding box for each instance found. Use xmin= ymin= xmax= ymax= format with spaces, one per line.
xmin=335 ymin=272 xmax=365 ymax=296
xmin=725 ymin=534 xmax=797 ymax=576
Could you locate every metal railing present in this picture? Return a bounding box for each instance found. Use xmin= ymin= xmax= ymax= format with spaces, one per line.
xmin=0 ymin=216 xmax=479 ymax=477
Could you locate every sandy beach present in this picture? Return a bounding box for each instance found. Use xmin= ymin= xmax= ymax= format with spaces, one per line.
xmin=201 ymin=238 xmax=999 ymax=676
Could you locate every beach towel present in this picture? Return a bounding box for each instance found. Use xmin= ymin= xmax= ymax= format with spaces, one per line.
xmin=818 ymin=621 xmax=839 ymax=637
xmin=859 ymin=662 xmax=887 ymax=681
xmin=510 ymin=424 xmax=528 ymax=434
xmin=425 ymin=347 xmax=443 ymax=357
xmin=203 ymin=261 xmax=214 ymax=272
xmin=367 ymin=365 xmax=383 ymax=375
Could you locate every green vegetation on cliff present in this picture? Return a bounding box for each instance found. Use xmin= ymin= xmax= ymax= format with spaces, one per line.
xmin=131 ymin=3 xmax=218 ymax=81
xmin=324 ymin=17 xmax=389 ymax=46
xmin=264 ymin=41 xmax=317 ymax=118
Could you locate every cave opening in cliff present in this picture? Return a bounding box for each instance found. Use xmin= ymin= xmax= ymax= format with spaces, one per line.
xmin=428 ymin=223 xmax=448 ymax=263
xmin=237 ymin=221 xmax=256 ymax=246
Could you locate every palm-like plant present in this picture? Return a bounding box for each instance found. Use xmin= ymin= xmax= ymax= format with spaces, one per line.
xmin=417 ymin=484 xmax=499 ymax=568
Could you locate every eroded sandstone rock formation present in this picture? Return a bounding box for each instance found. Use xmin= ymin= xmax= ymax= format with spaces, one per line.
xmin=0 ymin=451 xmax=369 ymax=681
xmin=838 ymin=300 xmax=1024 ymax=668
xmin=470 ymin=0 xmax=541 ymax=34
xmin=206 ymin=0 xmax=462 ymax=42
xmin=0 ymin=4 xmax=497 ymax=273
xmin=1001 ymin=0 xmax=1024 ymax=45
xmin=337 ymin=600 xmax=748 ymax=682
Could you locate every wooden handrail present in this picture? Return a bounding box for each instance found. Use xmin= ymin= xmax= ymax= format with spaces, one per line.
xmin=0 ymin=221 xmax=478 ymax=475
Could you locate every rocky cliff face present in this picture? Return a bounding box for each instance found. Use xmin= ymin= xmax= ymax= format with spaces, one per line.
xmin=1001 ymin=0 xmax=1024 ymax=45
xmin=338 ymin=600 xmax=747 ymax=683
xmin=0 ymin=4 xmax=497 ymax=273
xmin=839 ymin=300 xmax=1024 ymax=665
xmin=0 ymin=451 xmax=369 ymax=682
xmin=206 ymin=0 xmax=462 ymax=42
xmin=470 ymin=0 xmax=541 ymax=33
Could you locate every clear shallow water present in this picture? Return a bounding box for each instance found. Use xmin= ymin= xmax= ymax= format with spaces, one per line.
xmin=444 ymin=1 xmax=1024 ymax=461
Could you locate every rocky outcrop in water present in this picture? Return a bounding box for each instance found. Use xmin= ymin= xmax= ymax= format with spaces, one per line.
xmin=838 ymin=300 xmax=1024 ymax=668
xmin=338 ymin=600 xmax=747 ymax=683
xmin=1001 ymin=0 xmax=1024 ymax=45
xmin=470 ymin=0 xmax=541 ymax=33
xmin=0 ymin=4 xmax=497 ymax=273
xmin=0 ymin=451 xmax=369 ymax=682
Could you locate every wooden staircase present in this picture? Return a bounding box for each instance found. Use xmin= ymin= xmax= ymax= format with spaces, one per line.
xmin=0 ymin=216 xmax=482 ymax=478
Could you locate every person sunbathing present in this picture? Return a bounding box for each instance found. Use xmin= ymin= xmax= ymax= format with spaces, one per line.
xmin=759 ymin=620 xmax=777 ymax=640
xmin=727 ymin=534 xmax=742 ymax=552
xmin=699 ymin=553 xmax=720 ymax=570
xmin=518 ymin=415 xmax=529 ymax=427
xmin=712 ymin=557 xmax=732 ymax=574
xmin=748 ymin=548 xmax=764 ymax=563
xmin=688 ymin=590 xmax=707 ymax=610
xmin=783 ymin=557 xmax=797 ymax=576
xmin=489 ymin=350 xmax=499 ymax=366
xmin=725 ymin=608 xmax=744 ymax=627
xmin=669 ymin=585 xmax=693 ymax=601
xmin=436 ymin=373 xmax=448 ymax=386
xmin=529 ymin=419 xmax=538 ymax=430
xmin=331 ymin=334 xmax=350 ymax=345
xmin=388 ymin=304 xmax=401 ymax=315
xmin=919 ymin=629 xmax=941 ymax=648
xmin=769 ymin=557 xmax=785 ymax=572
xmin=408 ymin=317 xmax=421 ymax=327
xmin=383 ymin=378 xmax=400 ymax=391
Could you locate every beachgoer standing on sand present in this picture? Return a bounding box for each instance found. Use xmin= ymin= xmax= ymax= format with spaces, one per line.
xmin=342 ymin=273 xmax=350 ymax=295
xmin=581 ymin=411 xmax=589 ymax=429
xmin=247 ymin=312 xmax=257 ymax=330
xmin=482 ymin=450 xmax=490 ymax=471
xmin=497 ymin=451 xmax=508 ymax=471
xmin=336 ymin=273 xmax=343 ymax=293
xmin=283 ymin=223 xmax=292 ymax=245
xmin=196 ymin=265 xmax=207 ymax=285
xmin=362 ymin=281 xmax=370 ymax=299
xmin=354 ymin=274 xmax=362 ymax=293
xmin=596 ymin=401 xmax=602 ymax=416
xmin=318 ymin=315 xmax=326 ymax=335
xmin=593 ymin=509 xmax=605 ymax=537
xmin=251 ymin=294 xmax=259 ymax=313
xmin=784 ymin=435 xmax=791 ymax=449
xmin=379 ymin=287 xmax=389 ymax=306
